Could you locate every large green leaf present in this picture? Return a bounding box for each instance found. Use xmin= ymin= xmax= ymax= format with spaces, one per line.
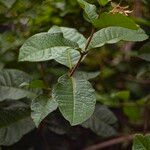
xmin=52 ymin=74 xmax=96 ymax=125
xmin=82 ymin=105 xmax=118 ymax=137
xmin=0 ymin=69 xmax=38 ymax=101
xmin=132 ymin=134 xmax=150 ymax=150
xmin=0 ymin=118 xmax=34 ymax=146
xmin=0 ymin=102 xmax=34 ymax=146
xmin=48 ymin=26 xmax=87 ymax=49
xmin=31 ymin=95 xmax=58 ymax=127
xmin=18 ymin=32 xmax=78 ymax=62
xmin=0 ymin=106 xmax=30 ymax=128
xmin=77 ymin=0 xmax=98 ymax=22
xmin=92 ymin=13 xmax=139 ymax=30
xmin=89 ymin=27 xmax=149 ymax=49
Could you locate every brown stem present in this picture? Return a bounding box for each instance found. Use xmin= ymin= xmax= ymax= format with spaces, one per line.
xmin=84 ymin=28 xmax=95 ymax=51
xmin=69 ymin=28 xmax=95 ymax=77
xmin=83 ymin=134 xmax=135 ymax=150
xmin=69 ymin=52 xmax=86 ymax=77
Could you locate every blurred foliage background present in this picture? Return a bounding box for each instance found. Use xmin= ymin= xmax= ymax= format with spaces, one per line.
xmin=0 ymin=0 xmax=150 ymax=150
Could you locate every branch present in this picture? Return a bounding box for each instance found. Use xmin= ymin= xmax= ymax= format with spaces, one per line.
xmin=83 ymin=134 xmax=135 ymax=150
xmin=69 ymin=52 xmax=86 ymax=77
xmin=69 ymin=28 xmax=95 ymax=77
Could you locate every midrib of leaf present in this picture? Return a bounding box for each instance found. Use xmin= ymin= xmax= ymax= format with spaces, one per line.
xmin=71 ymin=77 xmax=76 ymax=124
xmin=67 ymin=49 xmax=72 ymax=69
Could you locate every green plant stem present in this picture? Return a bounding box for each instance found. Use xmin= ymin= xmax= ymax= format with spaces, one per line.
xmin=69 ymin=28 xmax=95 ymax=77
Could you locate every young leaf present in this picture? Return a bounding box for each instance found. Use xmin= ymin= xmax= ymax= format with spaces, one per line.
xmin=89 ymin=27 xmax=149 ymax=49
xmin=123 ymin=105 xmax=141 ymax=122
xmin=97 ymin=0 xmax=110 ymax=6
xmin=0 ymin=69 xmax=39 ymax=101
xmin=31 ymin=95 xmax=58 ymax=127
xmin=48 ymin=26 xmax=87 ymax=49
xmin=20 ymin=80 xmax=46 ymax=89
xmin=92 ymin=13 xmax=139 ymax=30
xmin=52 ymin=74 xmax=96 ymax=125
xmin=77 ymin=0 xmax=98 ymax=22
xmin=113 ymin=90 xmax=130 ymax=102
xmin=18 ymin=32 xmax=78 ymax=62
xmin=132 ymin=134 xmax=150 ymax=150
xmin=82 ymin=105 xmax=118 ymax=137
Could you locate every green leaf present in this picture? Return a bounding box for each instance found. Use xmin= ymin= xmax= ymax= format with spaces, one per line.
xmin=18 ymin=32 xmax=78 ymax=62
xmin=82 ymin=105 xmax=118 ymax=137
xmin=96 ymin=93 xmax=117 ymax=106
xmin=138 ymin=42 xmax=150 ymax=62
xmin=97 ymin=0 xmax=110 ymax=6
xmin=0 ymin=106 xmax=30 ymax=128
xmin=113 ymin=90 xmax=130 ymax=102
xmin=20 ymin=80 xmax=46 ymax=89
xmin=139 ymin=53 xmax=150 ymax=62
xmin=123 ymin=105 xmax=141 ymax=122
xmin=77 ymin=0 xmax=98 ymax=22
xmin=46 ymin=113 xmax=71 ymax=135
xmin=0 ymin=69 xmax=39 ymax=101
xmin=0 ymin=102 xmax=34 ymax=145
xmin=74 ymin=71 xmax=100 ymax=80
xmin=51 ymin=47 xmax=80 ymax=69
xmin=92 ymin=13 xmax=139 ymax=30
xmin=0 ymin=0 xmax=16 ymax=8
xmin=0 ymin=118 xmax=34 ymax=146
xmin=89 ymin=27 xmax=149 ymax=49
xmin=48 ymin=26 xmax=87 ymax=49
xmin=132 ymin=134 xmax=150 ymax=150
xmin=52 ymin=74 xmax=96 ymax=125
xmin=31 ymin=95 xmax=58 ymax=127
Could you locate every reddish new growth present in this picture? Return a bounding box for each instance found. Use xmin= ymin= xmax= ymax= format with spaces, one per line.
xmin=110 ymin=2 xmax=133 ymax=16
